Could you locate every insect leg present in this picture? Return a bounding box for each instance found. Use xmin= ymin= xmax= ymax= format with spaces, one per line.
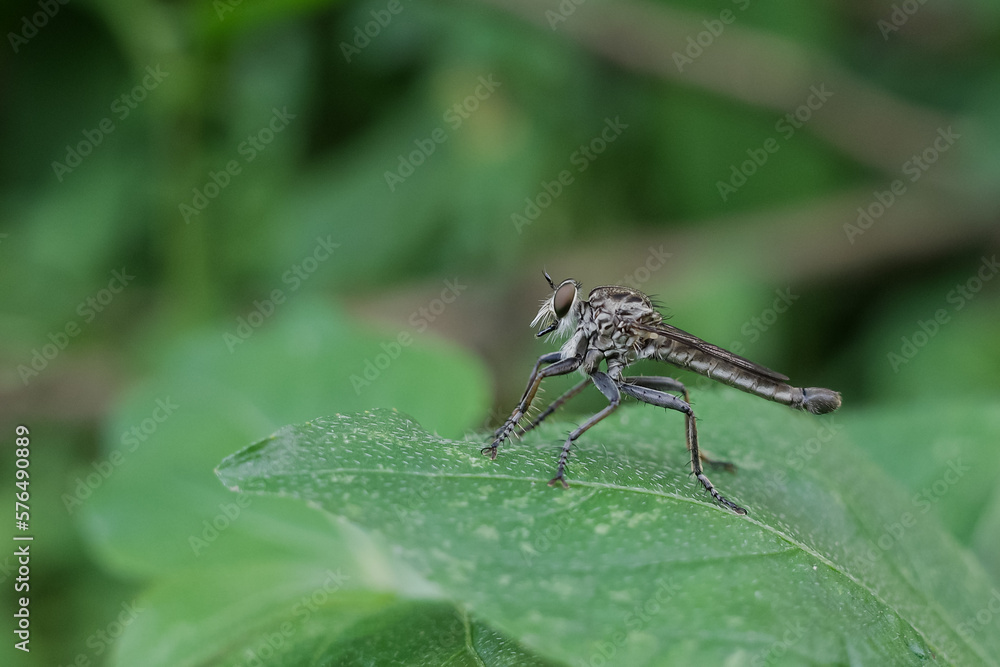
xmin=626 ymin=375 xmax=687 ymax=393
xmin=514 ymin=378 xmax=590 ymax=438
xmin=511 ymin=351 xmax=564 ymax=409
xmin=549 ymin=371 xmax=620 ymax=488
xmin=627 ymin=376 xmax=735 ymax=472
xmin=485 ymin=353 xmax=581 ymax=459
xmin=619 ymin=383 xmax=747 ymax=515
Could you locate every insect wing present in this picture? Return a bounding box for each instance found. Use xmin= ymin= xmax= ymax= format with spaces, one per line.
xmin=633 ymin=322 xmax=790 ymax=382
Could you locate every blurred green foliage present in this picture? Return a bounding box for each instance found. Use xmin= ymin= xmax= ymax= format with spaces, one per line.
xmin=1 ymin=0 xmax=999 ymax=664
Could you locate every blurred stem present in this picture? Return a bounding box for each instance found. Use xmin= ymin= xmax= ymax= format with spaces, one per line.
xmin=160 ymin=77 xmax=216 ymax=325
xmin=93 ymin=0 xmax=219 ymax=324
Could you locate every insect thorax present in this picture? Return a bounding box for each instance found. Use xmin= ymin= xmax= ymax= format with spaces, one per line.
xmin=576 ymin=286 xmax=663 ymax=376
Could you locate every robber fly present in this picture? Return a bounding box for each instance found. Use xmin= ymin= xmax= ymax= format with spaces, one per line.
xmin=483 ymin=272 xmax=841 ymax=515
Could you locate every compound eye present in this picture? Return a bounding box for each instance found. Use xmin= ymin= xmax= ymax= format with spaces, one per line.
xmin=553 ymin=282 xmax=576 ymax=319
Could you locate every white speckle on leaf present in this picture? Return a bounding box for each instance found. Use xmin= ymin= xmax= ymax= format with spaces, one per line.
xmin=474 ymin=524 xmax=500 ymax=540
xmin=722 ymin=649 xmax=750 ymax=667
xmin=214 ymin=406 xmax=991 ymax=665
xmin=541 ymin=578 xmax=575 ymax=600
xmin=608 ymin=589 xmax=632 ymax=603
xmin=609 ymin=510 xmax=630 ymax=524
xmin=627 ymin=512 xmax=660 ymax=528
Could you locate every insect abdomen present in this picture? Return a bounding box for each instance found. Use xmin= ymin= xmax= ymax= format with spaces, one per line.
xmin=654 ymin=342 xmax=840 ymax=414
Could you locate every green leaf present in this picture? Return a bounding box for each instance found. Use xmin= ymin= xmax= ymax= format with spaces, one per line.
xmin=81 ymin=299 xmax=489 ymax=578
xmin=318 ymin=599 xmax=562 ymax=667
xmin=841 ymin=399 xmax=1000 ymax=582
xmin=216 ymin=391 xmax=1000 ymax=666
xmin=843 ymin=400 xmax=1000 ymax=543
xmin=110 ymin=560 xmax=562 ymax=667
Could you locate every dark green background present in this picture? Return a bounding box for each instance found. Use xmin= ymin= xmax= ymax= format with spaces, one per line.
xmin=1 ymin=0 xmax=999 ymax=665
